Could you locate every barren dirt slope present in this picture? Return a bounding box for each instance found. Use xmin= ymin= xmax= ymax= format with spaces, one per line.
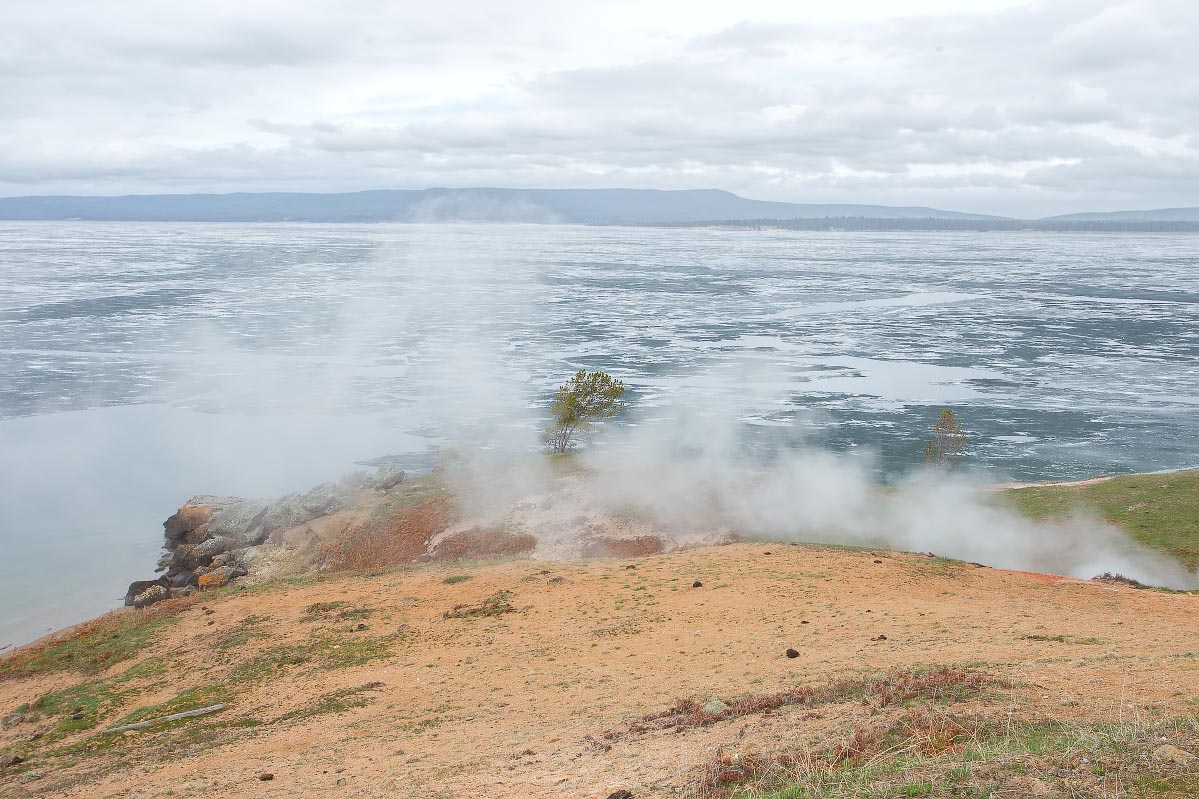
xmin=3 ymin=543 xmax=1198 ymax=798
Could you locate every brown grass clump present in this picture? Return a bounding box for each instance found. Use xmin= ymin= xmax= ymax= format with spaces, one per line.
xmin=1092 ymin=572 xmax=1146 ymax=588
xmin=320 ymin=496 xmax=455 ymax=572
xmin=695 ymin=708 xmax=986 ymax=794
xmin=443 ymin=592 xmax=516 ymax=619
xmin=610 ymin=666 xmax=997 ymax=739
xmin=430 ymin=527 xmax=537 ymax=561
xmin=581 ymin=535 xmax=664 ymax=558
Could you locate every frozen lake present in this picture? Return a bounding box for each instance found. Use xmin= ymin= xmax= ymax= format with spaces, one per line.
xmin=2 ymin=222 xmax=1197 ymax=646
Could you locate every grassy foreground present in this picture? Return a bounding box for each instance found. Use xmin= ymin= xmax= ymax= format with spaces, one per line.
xmin=2 ymin=469 xmax=1196 ymax=797
xmin=1003 ymin=470 xmax=1199 ymax=570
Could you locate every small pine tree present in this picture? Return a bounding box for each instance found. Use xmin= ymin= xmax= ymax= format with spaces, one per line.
xmin=924 ymin=408 xmax=967 ymax=466
xmin=543 ymin=369 xmax=626 ymax=454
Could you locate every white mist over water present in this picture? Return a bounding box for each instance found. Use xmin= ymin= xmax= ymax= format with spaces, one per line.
xmin=381 ymin=232 xmax=1197 ymax=590
xmin=438 ymin=395 xmax=1199 ymax=591
xmin=2 ymin=222 xmax=1198 ymax=646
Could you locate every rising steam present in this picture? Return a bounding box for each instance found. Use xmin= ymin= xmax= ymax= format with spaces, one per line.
xmin=435 ymin=407 xmax=1198 ymax=590
xmin=371 ymin=226 xmax=1199 ymax=590
xmin=167 ymin=222 xmax=1199 ymax=590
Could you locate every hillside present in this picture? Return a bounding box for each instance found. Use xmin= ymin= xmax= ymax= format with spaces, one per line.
xmin=3 ymin=469 xmax=1197 ymax=797
xmin=2 ymin=542 xmax=1198 ymax=798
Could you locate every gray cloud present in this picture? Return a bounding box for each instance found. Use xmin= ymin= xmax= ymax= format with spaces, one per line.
xmin=2 ymin=0 xmax=1196 ymax=216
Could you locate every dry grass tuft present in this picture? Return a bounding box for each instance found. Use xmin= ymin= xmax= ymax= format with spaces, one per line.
xmin=1092 ymin=572 xmax=1147 ymax=588
xmin=320 ymin=496 xmax=455 ymax=571
xmin=611 ymin=666 xmax=998 ymax=739
xmin=695 ymin=708 xmax=987 ymax=794
xmin=430 ymin=527 xmax=537 ymax=560
xmin=443 ymin=592 xmax=516 ymax=619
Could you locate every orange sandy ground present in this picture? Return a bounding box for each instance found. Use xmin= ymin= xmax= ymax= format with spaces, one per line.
xmin=3 ymin=543 xmax=1198 ymax=798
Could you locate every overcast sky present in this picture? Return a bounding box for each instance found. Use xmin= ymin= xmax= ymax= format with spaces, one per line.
xmin=2 ymin=0 xmax=1195 ymax=216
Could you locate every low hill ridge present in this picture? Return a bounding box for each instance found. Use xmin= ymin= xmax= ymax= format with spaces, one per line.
xmin=0 ymin=187 xmax=1001 ymax=223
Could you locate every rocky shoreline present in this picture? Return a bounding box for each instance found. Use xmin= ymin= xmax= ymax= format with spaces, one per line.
xmin=121 ymin=462 xmax=696 ymax=610
xmin=124 ymin=466 xmax=407 ymax=608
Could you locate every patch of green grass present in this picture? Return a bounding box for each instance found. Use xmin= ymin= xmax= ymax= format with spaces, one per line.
xmin=112 ymin=684 xmax=232 ymax=727
xmin=23 ymin=659 xmax=168 ymax=742
xmin=442 ymin=575 xmax=473 ymax=585
xmin=301 ymin=601 xmax=347 ymax=620
xmin=212 ymin=615 xmax=270 ymax=650
xmin=752 ymin=787 xmax=807 ymax=799
xmin=228 ymin=630 xmax=398 ymax=684
xmin=200 ymin=574 xmax=320 ymax=602
xmin=910 ymin=553 xmax=968 ymax=577
xmin=308 ymin=633 xmax=396 ymax=668
xmin=160 ymin=688 xmax=228 ymax=721
xmin=228 ymin=644 xmax=311 ymax=685
xmin=272 ymin=682 xmax=384 ymax=724
xmin=1 ymin=610 xmax=180 ymax=678
xmin=1004 ymin=470 xmax=1199 ymax=570
xmin=33 ymin=683 xmax=126 ymax=736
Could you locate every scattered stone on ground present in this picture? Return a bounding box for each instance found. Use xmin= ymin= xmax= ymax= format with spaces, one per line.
xmin=1152 ymin=743 xmax=1195 ymax=766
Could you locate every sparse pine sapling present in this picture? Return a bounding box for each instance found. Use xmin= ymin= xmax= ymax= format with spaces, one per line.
xmin=924 ymin=408 xmax=967 ymax=466
xmin=543 ymin=369 xmax=626 ymax=454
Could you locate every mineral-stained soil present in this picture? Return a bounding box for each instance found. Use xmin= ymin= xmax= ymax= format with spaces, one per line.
xmin=3 ymin=543 xmax=1198 ymax=798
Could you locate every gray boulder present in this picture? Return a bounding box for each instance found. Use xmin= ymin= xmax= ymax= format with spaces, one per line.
xmin=207 ymin=500 xmax=271 ymax=548
xmin=369 ymin=465 xmax=407 ymax=490
xmin=125 ymin=576 xmax=171 ymax=606
xmin=127 ymin=581 xmax=171 ymax=609
xmin=140 ymin=468 xmax=386 ymax=597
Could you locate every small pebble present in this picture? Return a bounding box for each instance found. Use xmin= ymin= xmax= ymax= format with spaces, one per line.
xmin=785 ymin=648 xmax=799 ymax=659
xmin=259 ymin=773 xmax=274 ymax=781
xmin=692 ymin=581 xmax=703 ymax=588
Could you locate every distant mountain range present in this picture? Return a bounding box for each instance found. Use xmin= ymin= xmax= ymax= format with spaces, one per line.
xmin=1040 ymin=207 xmax=1199 ymax=222
xmin=0 ymin=187 xmax=1194 ymax=226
